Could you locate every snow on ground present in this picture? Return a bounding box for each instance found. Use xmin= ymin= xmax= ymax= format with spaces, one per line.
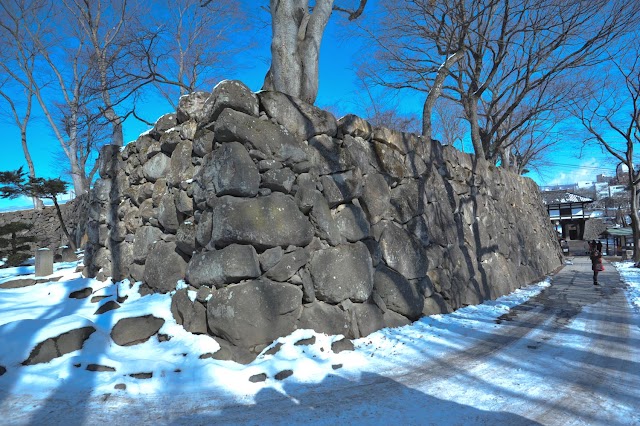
xmin=0 ymin=258 xmax=639 ymax=424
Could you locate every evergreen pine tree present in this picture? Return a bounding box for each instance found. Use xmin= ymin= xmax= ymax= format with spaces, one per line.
xmin=0 ymin=221 xmax=36 ymax=267
xmin=0 ymin=167 xmax=76 ymax=250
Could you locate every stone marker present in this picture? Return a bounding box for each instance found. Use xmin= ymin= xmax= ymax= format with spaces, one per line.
xmin=35 ymin=248 xmax=53 ymax=277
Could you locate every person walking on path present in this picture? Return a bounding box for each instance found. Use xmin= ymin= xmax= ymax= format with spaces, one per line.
xmin=590 ymin=240 xmax=604 ymax=285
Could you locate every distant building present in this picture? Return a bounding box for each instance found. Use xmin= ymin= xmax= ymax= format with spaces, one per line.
xmin=576 ymin=181 xmax=594 ymax=189
xmin=596 ymin=174 xmax=612 ymax=184
xmin=541 ymin=191 xmax=594 ymax=240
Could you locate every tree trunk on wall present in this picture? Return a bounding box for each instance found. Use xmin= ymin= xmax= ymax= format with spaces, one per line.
xmin=262 ymin=0 xmax=334 ymax=104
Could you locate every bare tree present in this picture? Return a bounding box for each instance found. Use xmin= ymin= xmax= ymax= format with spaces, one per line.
xmin=262 ymin=0 xmax=367 ymax=104
xmin=139 ymin=0 xmax=248 ymax=109
xmin=60 ymin=0 xmax=141 ymax=147
xmin=1 ymin=0 xmax=105 ymax=195
xmin=571 ymin=43 xmax=640 ymax=261
xmin=0 ymin=5 xmax=44 ymax=209
xmin=356 ymin=0 xmax=477 ymax=142
xmin=433 ymin=98 xmax=465 ymax=149
xmin=360 ymin=0 xmax=640 ymax=168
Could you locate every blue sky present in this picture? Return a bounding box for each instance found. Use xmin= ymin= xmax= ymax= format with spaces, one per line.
xmin=0 ymin=2 xmax=619 ymax=211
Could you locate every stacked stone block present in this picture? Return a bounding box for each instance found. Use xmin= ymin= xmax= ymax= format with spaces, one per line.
xmin=85 ymin=80 xmax=562 ymax=362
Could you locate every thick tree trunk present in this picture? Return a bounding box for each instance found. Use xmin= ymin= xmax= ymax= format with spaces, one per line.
xmin=422 ymin=50 xmax=465 ymax=140
xmin=263 ymin=0 xmax=333 ymax=104
xmin=630 ymin=182 xmax=640 ymax=263
xmin=21 ymin=129 xmax=44 ymax=210
xmin=52 ymin=197 xmax=76 ymax=251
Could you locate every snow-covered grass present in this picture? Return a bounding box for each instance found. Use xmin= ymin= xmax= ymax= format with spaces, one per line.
xmin=1 ymin=258 xmax=639 ymax=424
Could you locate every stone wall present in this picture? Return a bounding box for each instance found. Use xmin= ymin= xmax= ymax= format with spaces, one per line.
xmin=0 ymin=195 xmax=89 ymax=256
xmin=84 ymin=80 xmax=562 ymax=362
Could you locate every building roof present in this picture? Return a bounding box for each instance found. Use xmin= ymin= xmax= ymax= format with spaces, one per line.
xmin=602 ymin=227 xmax=633 ymax=237
xmin=541 ymin=190 xmax=593 ymax=205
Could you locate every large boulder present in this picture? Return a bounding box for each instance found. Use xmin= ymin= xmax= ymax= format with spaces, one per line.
xmin=204 ymin=80 xmax=259 ymax=123
xmin=309 ymin=242 xmax=374 ymax=304
xmin=210 ymin=193 xmax=314 ymax=250
xmin=264 ymin=247 xmax=310 ymax=282
xmin=207 ymin=279 xmax=303 ymax=349
xmin=168 ymin=140 xmax=195 ymax=186
xmin=374 ymin=265 xmax=424 ymax=320
xmin=297 ymin=301 xmax=352 ymax=337
xmin=308 ymin=134 xmax=354 ymax=175
xmin=133 ymin=226 xmax=164 ymax=263
xmin=143 ymin=241 xmax=188 ymax=293
xmin=186 ymin=244 xmax=261 ymax=288
xmin=214 ymin=108 xmax=307 ymax=165
xmin=22 ymin=327 xmax=96 ymax=365
xmin=111 ymin=315 xmax=165 ymax=346
xmin=176 ymin=91 xmax=211 ymax=124
xmin=171 ymin=289 xmax=208 ymax=334
xmin=359 ymin=173 xmax=390 ymax=224
xmin=143 ymin=153 xmax=171 ymax=182
xmin=334 ymin=203 xmax=370 ymax=242
xmin=337 ymin=114 xmax=372 ymax=140
xmin=320 ymin=169 xmax=363 ymax=208
xmin=377 ymin=221 xmax=428 ymax=279
xmin=258 ymin=91 xmax=338 ymax=140
xmin=199 ymin=142 xmax=260 ymax=197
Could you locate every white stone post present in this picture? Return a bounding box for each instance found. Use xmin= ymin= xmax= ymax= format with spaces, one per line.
xmin=35 ymin=248 xmax=53 ymax=277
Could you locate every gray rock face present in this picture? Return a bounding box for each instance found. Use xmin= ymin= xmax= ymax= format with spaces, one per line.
xmin=214 ymin=108 xmax=307 ymax=164
xmin=308 ymin=135 xmax=354 ymax=175
xmin=133 ymin=226 xmax=163 ymax=263
xmin=359 ymin=173 xmax=390 ymax=224
xmin=390 ymin=180 xmax=423 ymax=223
xmin=22 ymin=326 xmax=96 ymax=365
xmin=374 ymin=265 xmax=423 ymax=320
xmin=264 ymin=247 xmax=310 ymax=282
xmin=111 ymin=315 xmax=165 ymax=346
xmin=297 ymin=301 xmax=351 ymax=337
xmin=169 ymin=140 xmax=195 ymax=186
xmin=193 ymin=129 xmax=214 ymax=157
xmin=205 ymin=80 xmax=259 ymax=123
xmin=309 ymin=242 xmax=373 ymax=304
xmin=321 ymin=169 xmax=363 ymax=208
xmin=207 ymin=279 xmax=303 ymax=348
xmin=158 ymin=193 xmax=181 ymax=233
xmin=258 ymin=91 xmax=338 ymax=140
xmin=338 ymin=114 xmax=372 ymax=140
xmin=176 ymin=221 xmax=197 ymax=255
xmin=195 ymin=210 xmax=213 ymax=248
xmin=186 ymin=244 xmax=260 ymax=288
xmin=176 ymin=91 xmax=211 ymax=124
xmin=353 ymin=301 xmax=387 ymax=337
xmin=210 ymin=194 xmax=314 ymax=250
xmin=377 ymin=221 xmax=428 ymax=279
xmin=171 ymin=289 xmax=207 ymax=334
xmin=200 ymin=142 xmax=259 ymax=197
xmin=143 ymin=241 xmax=187 ymax=293
xmin=261 ymin=168 xmax=296 ymax=193
xmin=334 ymin=203 xmax=370 ymax=242
xmin=143 ymin=153 xmax=171 ymax=182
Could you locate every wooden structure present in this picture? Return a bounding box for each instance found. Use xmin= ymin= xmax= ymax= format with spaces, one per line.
xmin=541 ymin=191 xmax=593 ymax=240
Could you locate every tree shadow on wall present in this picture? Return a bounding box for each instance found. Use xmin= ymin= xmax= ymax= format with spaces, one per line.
xmin=441 ymin=152 xmax=499 ymax=307
xmin=169 ymin=372 xmax=540 ymax=426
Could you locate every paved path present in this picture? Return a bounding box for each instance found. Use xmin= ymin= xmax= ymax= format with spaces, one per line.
xmin=3 ymin=257 xmax=639 ymax=425
xmin=183 ymin=256 xmax=639 ymax=426
xmin=149 ymin=257 xmax=638 ymax=425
